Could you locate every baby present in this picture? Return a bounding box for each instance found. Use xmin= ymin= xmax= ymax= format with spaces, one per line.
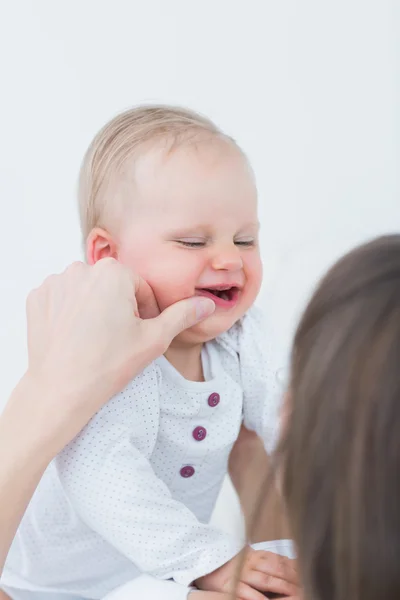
xmin=1 ymin=106 xmax=295 ymax=599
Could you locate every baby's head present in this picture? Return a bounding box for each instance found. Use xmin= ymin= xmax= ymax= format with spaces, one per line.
xmin=78 ymin=105 xmax=262 ymax=345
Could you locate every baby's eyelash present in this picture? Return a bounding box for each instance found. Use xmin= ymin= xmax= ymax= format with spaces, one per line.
xmin=235 ymin=240 xmax=255 ymax=247
xmin=177 ymin=240 xmax=206 ymax=248
xmin=176 ymin=239 xmax=256 ymax=248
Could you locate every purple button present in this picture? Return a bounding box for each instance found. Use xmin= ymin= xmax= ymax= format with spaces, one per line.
xmin=192 ymin=426 xmax=207 ymax=441
xmin=180 ymin=465 xmax=195 ymax=478
xmin=208 ymin=392 xmax=220 ymax=407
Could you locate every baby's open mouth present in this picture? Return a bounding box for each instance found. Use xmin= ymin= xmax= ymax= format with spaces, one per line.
xmin=196 ymin=286 xmax=240 ymax=303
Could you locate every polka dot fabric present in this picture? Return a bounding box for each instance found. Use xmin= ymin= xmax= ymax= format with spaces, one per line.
xmin=217 ymin=306 xmax=282 ymax=454
xmin=2 ymin=307 xmax=281 ymax=598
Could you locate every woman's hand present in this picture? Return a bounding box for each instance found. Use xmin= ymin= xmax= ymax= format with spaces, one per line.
xmin=0 ymin=259 xmax=214 ymax=574
xmin=22 ymin=258 xmax=215 ymax=451
xmin=195 ymin=548 xmax=300 ymax=600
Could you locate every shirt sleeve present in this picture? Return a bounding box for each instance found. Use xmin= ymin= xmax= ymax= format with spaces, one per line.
xmin=104 ymin=575 xmax=195 ymax=600
xmin=217 ymin=306 xmax=282 ymax=454
xmin=56 ymin=364 xmax=242 ymax=586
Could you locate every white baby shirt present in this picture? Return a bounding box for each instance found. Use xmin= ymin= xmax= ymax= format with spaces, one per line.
xmin=2 ymin=307 xmax=281 ymax=599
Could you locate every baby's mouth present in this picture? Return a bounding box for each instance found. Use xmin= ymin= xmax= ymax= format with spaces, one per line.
xmin=196 ymin=286 xmax=241 ymax=304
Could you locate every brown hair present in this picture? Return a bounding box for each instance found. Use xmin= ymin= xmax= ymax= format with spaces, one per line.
xmin=280 ymin=234 xmax=400 ymax=600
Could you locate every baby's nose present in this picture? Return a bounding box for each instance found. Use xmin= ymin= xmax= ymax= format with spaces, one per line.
xmin=211 ymin=246 xmax=243 ymax=271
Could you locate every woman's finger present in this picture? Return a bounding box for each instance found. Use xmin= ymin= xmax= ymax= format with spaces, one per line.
xmin=234 ymin=580 xmax=268 ymax=600
xmin=134 ymin=275 xmax=160 ymax=319
xmin=242 ymin=568 xmax=299 ymax=597
xmin=255 ymin=552 xmax=299 ymax=585
xmin=146 ymin=296 xmax=215 ymax=350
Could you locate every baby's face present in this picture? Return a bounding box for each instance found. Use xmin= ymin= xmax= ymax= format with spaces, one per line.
xmin=117 ymin=139 xmax=262 ymax=344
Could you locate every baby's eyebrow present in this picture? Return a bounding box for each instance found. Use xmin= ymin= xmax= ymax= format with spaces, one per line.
xmin=166 ymin=227 xmax=210 ymax=237
xmin=166 ymin=222 xmax=260 ymax=238
xmin=236 ymin=221 xmax=260 ymax=233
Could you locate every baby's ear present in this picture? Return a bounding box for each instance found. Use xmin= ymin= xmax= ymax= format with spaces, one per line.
xmin=86 ymin=227 xmax=118 ymax=264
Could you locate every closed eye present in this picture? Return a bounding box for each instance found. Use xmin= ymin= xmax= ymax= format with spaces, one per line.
xmin=235 ymin=240 xmax=256 ymax=247
xmin=176 ymin=239 xmax=256 ymax=248
xmin=176 ymin=240 xmax=206 ymax=248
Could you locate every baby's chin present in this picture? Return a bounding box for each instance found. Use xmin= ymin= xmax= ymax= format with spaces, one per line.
xmin=173 ymin=311 xmax=242 ymax=345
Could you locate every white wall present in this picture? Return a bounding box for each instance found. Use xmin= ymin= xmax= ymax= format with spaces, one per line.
xmin=0 ymin=0 xmax=398 ymax=533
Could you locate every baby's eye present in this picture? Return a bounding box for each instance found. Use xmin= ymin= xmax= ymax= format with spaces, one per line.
xmin=176 ymin=239 xmax=206 ymax=248
xmin=234 ymin=239 xmax=256 ymax=247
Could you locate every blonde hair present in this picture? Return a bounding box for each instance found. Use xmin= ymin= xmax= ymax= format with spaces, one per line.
xmin=78 ymin=104 xmax=235 ymax=241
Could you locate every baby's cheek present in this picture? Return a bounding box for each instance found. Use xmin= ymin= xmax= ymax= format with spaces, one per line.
xmin=149 ymin=277 xmax=195 ymax=311
xmin=246 ymin=256 xmax=263 ymax=287
xmin=149 ymin=262 xmax=199 ymax=305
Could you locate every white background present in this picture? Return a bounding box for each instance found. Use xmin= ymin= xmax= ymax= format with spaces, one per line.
xmin=0 ymin=0 xmax=398 ymax=533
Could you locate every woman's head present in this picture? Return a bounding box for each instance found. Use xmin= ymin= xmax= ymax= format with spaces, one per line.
xmin=281 ymin=234 xmax=400 ymax=600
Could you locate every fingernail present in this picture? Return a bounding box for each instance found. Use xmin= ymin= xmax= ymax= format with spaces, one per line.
xmin=194 ymin=297 xmax=215 ymax=321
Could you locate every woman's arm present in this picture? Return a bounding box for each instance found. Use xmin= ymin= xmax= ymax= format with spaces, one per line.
xmin=0 ymin=259 xmax=214 ymax=574
xmin=0 ymin=375 xmax=63 ymax=570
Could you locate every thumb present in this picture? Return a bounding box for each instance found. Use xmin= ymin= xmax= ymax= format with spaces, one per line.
xmin=134 ymin=275 xmax=160 ymax=319
xmin=150 ymin=296 xmax=215 ymax=344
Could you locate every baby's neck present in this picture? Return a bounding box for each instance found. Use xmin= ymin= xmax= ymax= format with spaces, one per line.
xmin=164 ymin=342 xmax=204 ymax=382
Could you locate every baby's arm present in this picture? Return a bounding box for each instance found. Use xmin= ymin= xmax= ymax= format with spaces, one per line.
xmin=229 ymin=426 xmax=291 ymax=543
xmin=217 ymin=306 xmax=282 ymax=453
xmin=238 ymin=308 xmax=282 ymax=453
xmin=218 ymin=307 xmax=289 ymax=541
xmin=56 ymin=366 xmax=242 ymax=586
xmin=103 ymin=575 xmax=229 ymax=600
